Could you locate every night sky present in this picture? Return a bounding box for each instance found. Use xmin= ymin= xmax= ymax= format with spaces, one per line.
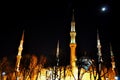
xmin=0 ymin=0 xmax=119 ymax=73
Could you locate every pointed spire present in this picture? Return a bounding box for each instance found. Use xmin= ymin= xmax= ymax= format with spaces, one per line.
xmin=97 ymin=29 xmax=100 ymax=45
xmin=97 ymin=29 xmax=101 ymax=49
xmin=18 ymin=30 xmax=24 ymax=56
xmin=97 ymin=29 xmax=101 ymax=51
xmin=97 ymin=29 xmax=103 ymax=62
xmin=56 ymin=40 xmax=59 ymax=58
xmin=110 ymin=43 xmax=114 ymax=56
xmin=110 ymin=43 xmax=116 ymax=71
xmin=21 ymin=30 xmax=24 ymax=41
xmin=97 ymin=29 xmax=99 ymax=39
xmin=16 ymin=30 xmax=25 ymax=72
xmin=56 ymin=40 xmax=60 ymax=66
xmin=72 ymin=9 xmax=75 ymax=21
xmin=71 ymin=9 xmax=75 ymax=32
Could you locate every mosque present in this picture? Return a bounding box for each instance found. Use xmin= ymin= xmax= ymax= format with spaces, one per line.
xmin=1 ymin=10 xmax=118 ymax=80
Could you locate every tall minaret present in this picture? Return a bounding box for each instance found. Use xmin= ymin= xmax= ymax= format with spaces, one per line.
xmin=110 ymin=43 xmax=116 ymax=70
xmin=110 ymin=43 xmax=117 ymax=80
xmin=56 ymin=40 xmax=59 ymax=66
xmin=70 ymin=9 xmax=77 ymax=68
xmin=97 ymin=29 xmax=103 ymax=80
xmin=16 ymin=30 xmax=24 ymax=72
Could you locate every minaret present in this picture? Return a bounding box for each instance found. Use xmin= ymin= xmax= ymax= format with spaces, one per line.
xmin=16 ymin=30 xmax=24 ymax=72
xmin=97 ymin=29 xmax=103 ymax=65
xmin=109 ymin=43 xmax=117 ymax=80
xmin=110 ymin=43 xmax=116 ymax=70
xmin=97 ymin=29 xmax=103 ymax=80
xmin=56 ymin=40 xmax=59 ymax=66
xmin=70 ymin=9 xmax=77 ymax=68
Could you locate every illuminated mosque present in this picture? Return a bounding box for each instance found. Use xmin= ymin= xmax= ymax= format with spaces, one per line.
xmin=1 ymin=10 xmax=118 ymax=80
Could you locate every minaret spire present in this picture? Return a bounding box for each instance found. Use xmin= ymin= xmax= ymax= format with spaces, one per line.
xmin=110 ymin=43 xmax=116 ymax=70
xmin=97 ymin=29 xmax=103 ymax=80
xmin=70 ymin=9 xmax=76 ymax=44
xmin=56 ymin=40 xmax=60 ymax=67
xmin=97 ymin=29 xmax=103 ymax=62
xmin=110 ymin=43 xmax=117 ymax=80
xmin=18 ymin=30 xmax=24 ymax=56
xmin=56 ymin=40 xmax=59 ymax=58
xmin=72 ymin=9 xmax=75 ymax=22
xmin=110 ymin=43 xmax=113 ymax=57
xmin=71 ymin=9 xmax=76 ymax=33
xmin=16 ymin=30 xmax=24 ymax=72
xmin=70 ymin=9 xmax=77 ymax=68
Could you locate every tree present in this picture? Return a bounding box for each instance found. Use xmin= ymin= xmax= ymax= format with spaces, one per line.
xmin=0 ymin=56 xmax=15 ymax=80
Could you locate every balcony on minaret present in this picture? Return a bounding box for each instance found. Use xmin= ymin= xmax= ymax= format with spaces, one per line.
xmin=70 ymin=31 xmax=76 ymax=44
xmin=71 ymin=22 xmax=75 ymax=31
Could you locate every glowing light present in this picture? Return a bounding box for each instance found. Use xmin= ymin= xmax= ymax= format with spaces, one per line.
xmin=115 ymin=76 xmax=118 ymax=80
xmin=99 ymin=4 xmax=110 ymax=13
xmin=101 ymin=6 xmax=107 ymax=12
xmin=2 ymin=72 xmax=6 ymax=76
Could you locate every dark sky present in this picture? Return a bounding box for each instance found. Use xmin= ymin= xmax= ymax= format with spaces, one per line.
xmin=0 ymin=0 xmax=119 ymax=72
